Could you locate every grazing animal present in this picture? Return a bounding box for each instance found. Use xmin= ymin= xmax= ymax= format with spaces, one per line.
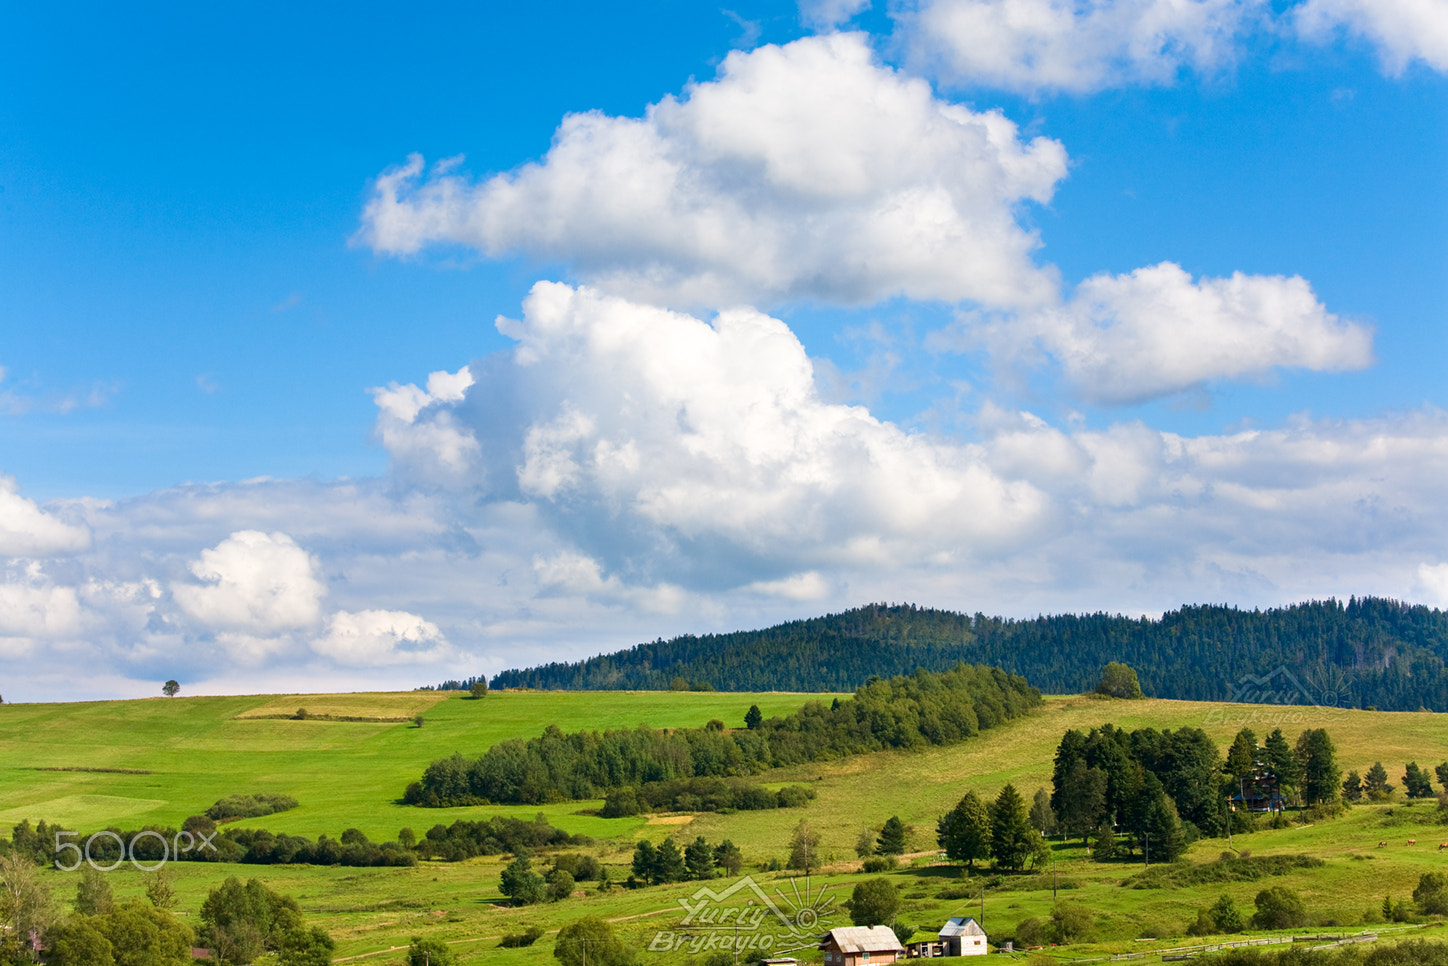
xmin=1408 ymin=839 xmax=1417 ymax=846
xmin=1379 ymin=841 xmax=1388 ymax=848
xmin=1439 ymin=842 xmax=1448 ymax=851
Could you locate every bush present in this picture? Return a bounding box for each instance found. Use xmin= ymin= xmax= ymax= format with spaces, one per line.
xmin=205 ymin=794 xmax=299 ymax=822
xmin=1415 ymin=872 xmax=1448 ymax=916
xmin=1048 ymin=902 xmax=1094 ymax=943
xmin=548 ymin=869 xmax=576 ymax=902
xmin=862 ymin=856 xmax=898 ymax=873
xmin=407 ymin=937 xmax=454 ymax=966
xmin=1014 ymin=917 xmax=1049 ymax=947
xmin=1251 ymin=886 xmax=1308 ymax=930
xmin=499 ymin=926 xmax=545 ymax=948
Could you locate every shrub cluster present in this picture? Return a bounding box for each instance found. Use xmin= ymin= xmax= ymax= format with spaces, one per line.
xmin=599 ymin=777 xmax=814 ymax=816
xmin=205 ymin=793 xmax=299 ymax=821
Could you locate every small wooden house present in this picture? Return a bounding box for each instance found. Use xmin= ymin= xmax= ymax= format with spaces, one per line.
xmin=820 ymin=926 xmax=906 ymax=965
xmin=938 ymin=916 xmax=988 ymax=956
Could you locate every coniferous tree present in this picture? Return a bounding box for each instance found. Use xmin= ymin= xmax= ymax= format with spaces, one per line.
xmin=1365 ymin=761 xmax=1394 ymax=800
xmin=685 ymin=836 xmax=716 ymax=879
xmin=1050 ymin=729 xmax=1087 ymax=817
xmin=1296 ymin=728 xmax=1341 ymax=806
xmin=937 ymin=791 xmax=991 ymax=870
xmin=712 ymin=840 xmax=743 ymax=877
xmin=875 ymin=816 xmax=907 ymax=856
xmin=1266 ymin=729 xmax=1302 ymax=800
xmin=1436 ymin=762 xmax=1448 ymax=789
xmin=1089 ymin=817 xmax=1117 ymax=862
xmin=1056 ymin=760 xmax=1107 ymax=844
xmin=1130 ymin=772 xmax=1184 ymax=862
xmin=989 ymin=784 xmax=1035 ymax=871
xmin=653 ymin=838 xmax=687 ymax=884
xmin=744 ymin=705 xmax=763 ymax=730
xmin=1404 ymin=762 xmax=1435 ymax=798
xmin=1342 ymin=770 xmax=1363 ymax=802
xmin=631 ymin=841 xmax=658 ymax=884
xmin=1226 ymin=729 xmax=1258 ymax=784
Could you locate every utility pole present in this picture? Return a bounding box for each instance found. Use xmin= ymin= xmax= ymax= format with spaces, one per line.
xmin=1144 ymin=832 xmax=1150 ymax=872
xmin=979 ymin=884 xmax=985 ymax=929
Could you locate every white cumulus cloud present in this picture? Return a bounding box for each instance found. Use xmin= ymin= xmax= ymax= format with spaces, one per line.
xmin=0 ymin=475 xmax=92 ymax=557
xmin=357 ymin=33 xmax=1067 ymax=311
xmin=464 ymin=282 xmax=1046 ymax=579
xmin=1295 ymin=0 xmax=1448 ymax=73
xmin=897 ymin=0 xmax=1265 ymax=93
xmin=944 ymin=262 xmax=1373 ymax=404
xmin=172 ymin=530 xmax=325 ymax=635
xmin=311 ymin=609 xmax=454 ymax=666
xmin=368 ymin=366 xmax=480 ymax=486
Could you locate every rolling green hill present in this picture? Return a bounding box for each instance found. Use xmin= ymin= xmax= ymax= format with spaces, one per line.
xmin=6 ymin=688 xmax=1448 ymax=964
xmin=490 ymin=597 xmax=1448 ymax=712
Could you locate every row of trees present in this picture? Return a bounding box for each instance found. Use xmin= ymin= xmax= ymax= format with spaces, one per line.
xmin=3 ymin=812 xmax=584 ymax=870
xmin=599 ymin=776 xmax=813 ymax=816
xmin=630 ymin=836 xmax=743 ymax=886
xmin=938 ymin=784 xmax=1053 ymax=870
xmin=1048 ymin=723 xmax=1343 ymax=855
xmin=1342 ymin=761 xmax=1448 ymax=801
xmin=407 ymin=664 xmax=1040 ymax=806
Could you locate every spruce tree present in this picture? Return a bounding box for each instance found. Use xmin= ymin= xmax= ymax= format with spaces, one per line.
xmin=685 ymin=836 xmax=716 ymax=879
xmin=1265 ymin=729 xmax=1301 ymax=798
xmin=631 ymin=840 xmax=658 ymax=884
xmin=875 ymin=816 xmax=907 ymax=856
xmin=1404 ymin=762 xmax=1435 ymax=798
xmin=744 ymin=705 xmax=762 ymax=730
xmin=988 ymin=784 xmax=1034 ymax=870
xmin=1365 ymin=761 xmax=1393 ymax=799
xmin=1225 ymin=729 xmax=1258 ymax=783
xmin=1342 ymin=770 xmax=1363 ymax=802
xmin=653 ymin=838 xmax=687 ymax=884
xmin=1295 ymin=728 xmax=1339 ymax=806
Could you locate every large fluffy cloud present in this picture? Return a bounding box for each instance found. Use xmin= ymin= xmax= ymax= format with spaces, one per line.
xmin=464 ymin=282 xmax=1048 ymax=581
xmin=944 ymin=262 xmax=1374 ymax=404
xmin=172 ymin=530 xmax=325 ymax=634
xmin=0 ymin=476 xmax=91 ymax=557
xmin=1294 ymin=0 xmax=1448 ymax=73
xmin=896 ymin=0 xmax=1265 ymax=93
xmin=357 ymin=33 xmax=1067 ymax=310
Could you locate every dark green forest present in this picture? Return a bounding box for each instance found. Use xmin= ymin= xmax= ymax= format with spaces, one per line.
xmin=486 ymin=597 xmax=1448 ymax=712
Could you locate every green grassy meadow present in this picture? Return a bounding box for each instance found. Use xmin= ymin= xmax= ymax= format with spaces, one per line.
xmin=4 ymin=689 xmax=1448 ymax=964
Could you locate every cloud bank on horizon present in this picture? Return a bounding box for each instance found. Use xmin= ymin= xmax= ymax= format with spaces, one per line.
xmin=3 ymin=0 xmax=1446 ymax=700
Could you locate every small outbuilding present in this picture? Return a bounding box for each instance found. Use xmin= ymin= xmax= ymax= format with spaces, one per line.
xmin=938 ymin=916 xmax=988 ymax=956
xmin=820 ymin=925 xmax=906 ymax=965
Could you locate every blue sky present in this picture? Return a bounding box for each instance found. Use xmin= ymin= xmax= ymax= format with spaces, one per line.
xmin=1 ymin=0 xmax=1445 ymax=700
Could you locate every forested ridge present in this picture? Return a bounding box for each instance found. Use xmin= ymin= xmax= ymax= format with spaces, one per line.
xmin=487 ymin=597 xmax=1448 ymax=712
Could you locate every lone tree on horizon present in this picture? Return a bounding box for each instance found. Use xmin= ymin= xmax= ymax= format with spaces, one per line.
xmin=469 ymin=679 xmax=488 ymax=699
xmin=162 ymin=680 xmax=180 ymax=697
xmin=1095 ymin=662 xmax=1143 ymax=699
